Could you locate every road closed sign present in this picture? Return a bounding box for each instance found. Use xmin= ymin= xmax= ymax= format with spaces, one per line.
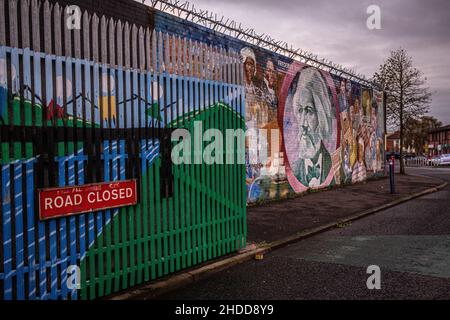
xmin=39 ymin=180 xmax=137 ymax=220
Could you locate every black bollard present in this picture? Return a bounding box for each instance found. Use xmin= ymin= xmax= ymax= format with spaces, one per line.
xmin=389 ymin=155 xmax=395 ymax=194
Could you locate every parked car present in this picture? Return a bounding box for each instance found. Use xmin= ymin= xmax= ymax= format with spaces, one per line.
xmin=427 ymin=155 xmax=433 ymax=165
xmin=428 ymin=155 xmax=443 ymax=166
xmin=438 ymin=154 xmax=450 ymax=165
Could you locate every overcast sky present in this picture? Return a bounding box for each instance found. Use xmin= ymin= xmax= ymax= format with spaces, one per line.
xmin=185 ymin=0 xmax=450 ymax=125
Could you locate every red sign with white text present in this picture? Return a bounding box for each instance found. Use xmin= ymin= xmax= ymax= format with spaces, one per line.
xmin=39 ymin=180 xmax=137 ymax=220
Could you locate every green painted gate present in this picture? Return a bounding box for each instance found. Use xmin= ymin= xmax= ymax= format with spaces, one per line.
xmin=0 ymin=0 xmax=246 ymax=300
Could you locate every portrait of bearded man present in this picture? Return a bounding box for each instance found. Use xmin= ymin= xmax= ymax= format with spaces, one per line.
xmin=286 ymin=67 xmax=336 ymax=188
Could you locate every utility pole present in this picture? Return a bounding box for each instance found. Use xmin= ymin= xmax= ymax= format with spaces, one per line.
xmin=399 ymin=58 xmax=405 ymax=174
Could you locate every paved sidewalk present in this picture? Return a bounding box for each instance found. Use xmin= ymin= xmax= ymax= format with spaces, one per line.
xmin=247 ymin=174 xmax=445 ymax=244
xmin=112 ymin=172 xmax=446 ymax=300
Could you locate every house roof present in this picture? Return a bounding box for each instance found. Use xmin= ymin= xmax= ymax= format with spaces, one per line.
xmin=429 ymin=125 xmax=450 ymax=134
xmin=387 ymin=131 xmax=400 ymax=139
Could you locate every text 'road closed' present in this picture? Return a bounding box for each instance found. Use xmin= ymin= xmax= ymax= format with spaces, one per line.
xmin=39 ymin=180 xmax=137 ymax=220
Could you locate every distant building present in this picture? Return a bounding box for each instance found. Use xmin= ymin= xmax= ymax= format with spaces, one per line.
xmin=427 ymin=125 xmax=450 ymax=156
xmin=386 ymin=131 xmax=400 ymax=153
xmin=386 ymin=131 xmax=417 ymax=154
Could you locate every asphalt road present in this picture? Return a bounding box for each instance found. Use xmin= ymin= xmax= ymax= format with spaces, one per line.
xmin=156 ymin=167 xmax=450 ymax=300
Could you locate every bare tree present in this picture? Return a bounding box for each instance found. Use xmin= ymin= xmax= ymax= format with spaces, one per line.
xmin=373 ymin=48 xmax=432 ymax=174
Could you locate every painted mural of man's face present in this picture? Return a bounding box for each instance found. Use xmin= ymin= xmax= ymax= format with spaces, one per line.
xmin=294 ymin=87 xmax=319 ymax=159
xmin=354 ymin=98 xmax=360 ymax=114
xmin=346 ymin=81 xmax=352 ymax=94
xmin=349 ymin=105 xmax=355 ymax=124
xmin=291 ymin=69 xmax=333 ymax=159
xmin=340 ymin=80 xmax=346 ymax=94
xmin=244 ymin=57 xmax=256 ymax=85
xmin=265 ymin=60 xmax=276 ymax=89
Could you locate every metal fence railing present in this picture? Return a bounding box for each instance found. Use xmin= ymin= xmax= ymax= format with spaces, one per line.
xmin=1 ymin=0 xmax=246 ymax=300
